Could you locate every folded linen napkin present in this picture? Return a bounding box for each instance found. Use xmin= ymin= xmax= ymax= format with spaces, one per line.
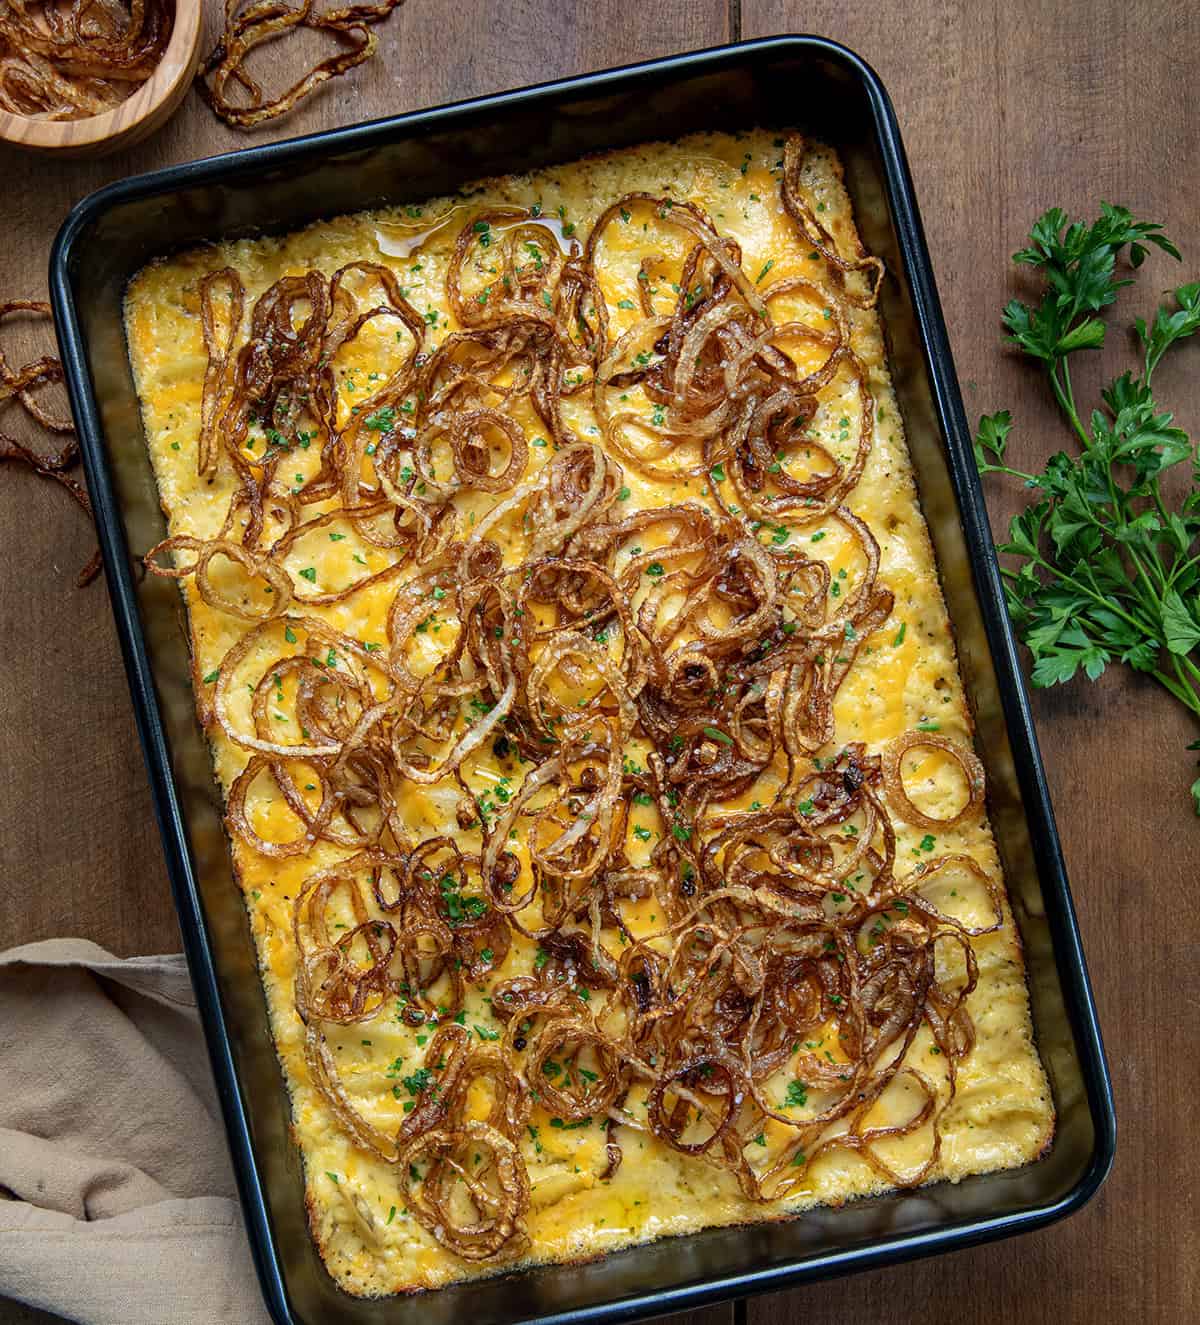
xmin=0 ymin=938 xmax=271 ymax=1325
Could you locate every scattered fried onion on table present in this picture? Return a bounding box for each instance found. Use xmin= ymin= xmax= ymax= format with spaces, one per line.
xmin=150 ymin=135 xmax=999 ymax=1261
xmin=198 ymin=0 xmax=404 ymax=129
xmin=0 ymin=300 xmax=99 ymax=585
xmin=0 ymin=0 xmax=171 ymax=120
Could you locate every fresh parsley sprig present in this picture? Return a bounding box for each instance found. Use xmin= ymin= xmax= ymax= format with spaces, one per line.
xmin=974 ymin=205 xmax=1200 ymax=813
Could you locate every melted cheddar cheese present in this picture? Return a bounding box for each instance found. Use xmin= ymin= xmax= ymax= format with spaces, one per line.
xmin=125 ymin=130 xmax=1053 ymax=1296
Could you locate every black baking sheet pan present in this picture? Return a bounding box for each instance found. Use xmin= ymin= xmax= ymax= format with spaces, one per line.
xmin=50 ymin=34 xmax=1115 ymax=1325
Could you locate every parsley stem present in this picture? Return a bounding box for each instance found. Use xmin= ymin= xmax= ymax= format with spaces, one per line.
xmin=1126 ymin=542 xmax=1168 ymax=596
xmin=1025 ymin=552 xmax=1156 ymax=639
xmin=1180 ymin=652 xmax=1200 ymax=694
xmin=1049 ymin=359 xmax=1090 ymax=450
xmin=980 ymin=461 xmax=1038 ymax=484
xmin=1165 ymin=655 xmax=1200 ymax=716
xmin=1145 ymin=667 xmax=1197 ymax=712
xmin=1151 ymin=484 xmax=1173 ymax=533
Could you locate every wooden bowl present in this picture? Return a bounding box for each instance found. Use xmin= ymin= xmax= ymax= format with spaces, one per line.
xmin=0 ymin=1 xmax=204 ymax=157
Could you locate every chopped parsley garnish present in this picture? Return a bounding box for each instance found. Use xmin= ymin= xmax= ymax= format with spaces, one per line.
xmin=440 ymin=875 xmax=487 ymax=926
xmin=400 ymin=1068 xmax=432 ymax=1097
xmin=364 ymin=407 xmax=396 ymax=431
xmin=784 ymin=1080 xmax=809 ymax=1108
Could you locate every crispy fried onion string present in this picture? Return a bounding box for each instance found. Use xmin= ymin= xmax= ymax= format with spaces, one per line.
xmin=198 ymin=0 xmax=404 ymax=129
xmin=154 ymin=137 xmax=1005 ymax=1263
xmin=0 ymin=299 xmax=99 ymax=584
xmin=882 ymin=729 xmax=986 ymax=830
xmin=0 ymin=0 xmax=172 ymax=121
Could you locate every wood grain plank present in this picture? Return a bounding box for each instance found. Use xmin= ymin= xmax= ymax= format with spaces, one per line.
xmin=392 ymin=0 xmax=730 ymax=106
xmin=741 ymin=1 xmax=1200 ymax=1321
xmin=0 ymin=1296 xmax=736 ymax=1325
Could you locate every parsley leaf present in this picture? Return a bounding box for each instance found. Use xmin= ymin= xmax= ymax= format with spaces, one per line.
xmin=972 ymin=409 xmax=1013 ymax=469
xmin=1163 ymin=589 xmax=1200 ymax=656
xmin=1137 ymin=280 xmax=1200 ymax=378
xmin=975 ymin=206 xmax=1200 ymax=811
xmin=1004 ymin=203 xmax=1179 ymax=365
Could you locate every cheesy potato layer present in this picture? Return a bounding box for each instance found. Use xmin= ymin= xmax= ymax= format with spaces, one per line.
xmin=125 ymin=130 xmax=1053 ymax=1296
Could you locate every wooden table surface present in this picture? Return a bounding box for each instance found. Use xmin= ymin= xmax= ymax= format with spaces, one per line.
xmin=2 ymin=2 xmax=1196 ymax=1322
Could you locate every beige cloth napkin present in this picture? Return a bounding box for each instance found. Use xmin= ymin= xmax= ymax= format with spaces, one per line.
xmin=0 ymin=938 xmax=271 ymax=1325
